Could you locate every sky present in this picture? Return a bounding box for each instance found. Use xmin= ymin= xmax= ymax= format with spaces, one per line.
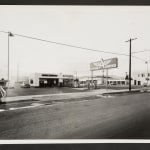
xmin=0 ymin=6 xmax=150 ymax=81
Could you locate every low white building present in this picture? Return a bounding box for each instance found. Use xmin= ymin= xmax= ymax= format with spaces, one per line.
xmin=78 ymin=75 xmax=111 ymax=87
xmin=29 ymin=73 xmax=74 ymax=87
xmin=78 ymin=75 xmax=136 ymax=87
xmin=132 ymin=71 xmax=150 ymax=86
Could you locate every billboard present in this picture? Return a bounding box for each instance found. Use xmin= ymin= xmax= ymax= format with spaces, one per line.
xmin=90 ymin=57 xmax=118 ymax=71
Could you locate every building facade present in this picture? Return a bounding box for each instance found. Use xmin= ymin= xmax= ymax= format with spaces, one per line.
xmin=29 ymin=73 xmax=74 ymax=87
xmin=133 ymin=71 xmax=150 ymax=86
xmin=78 ymin=75 xmax=136 ymax=88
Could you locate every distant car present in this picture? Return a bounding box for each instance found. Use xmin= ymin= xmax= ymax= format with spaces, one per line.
xmin=21 ymin=84 xmax=31 ymax=88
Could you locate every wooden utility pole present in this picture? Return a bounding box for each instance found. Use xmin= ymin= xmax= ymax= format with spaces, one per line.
xmin=126 ymin=38 xmax=137 ymax=92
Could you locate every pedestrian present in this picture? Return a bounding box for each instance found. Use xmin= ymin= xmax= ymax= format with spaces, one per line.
xmin=0 ymin=86 xmax=6 ymax=103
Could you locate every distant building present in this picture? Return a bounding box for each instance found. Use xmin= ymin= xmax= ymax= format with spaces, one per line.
xmin=133 ymin=71 xmax=150 ymax=86
xmin=29 ymin=73 xmax=74 ymax=87
xmin=77 ymin=75 xmax=136 ymax=87
xmin=78 ymin=75 xmax=111 ymax=87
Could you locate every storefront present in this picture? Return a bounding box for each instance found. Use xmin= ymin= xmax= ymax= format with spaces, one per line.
xmin=29 ymin=73 xmax=74 ymax=87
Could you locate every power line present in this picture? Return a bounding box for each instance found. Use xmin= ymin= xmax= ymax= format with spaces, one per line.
xmin=0 ymin=30 xmax=149 ymax=62
xmin=0 ymin=30 xmax=129 ymax=56
xmin=132 ymin=55 xmax=150 ymax=63
xmin=14 ymin=33 xmax=130 ymax=57
xmin=132 ymin=49 xmax=150 ymax=54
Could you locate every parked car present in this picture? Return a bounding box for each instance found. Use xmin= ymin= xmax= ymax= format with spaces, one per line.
xmin=143 ymin=83 xmax=147 ymax=87
xmin=21 ymin=83 xmax=31 ymax=88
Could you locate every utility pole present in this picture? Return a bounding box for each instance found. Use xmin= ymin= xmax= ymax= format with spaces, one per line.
xmin=145 ymin=61 xmax=149 ymax=85
xmin=126 ymin=38 xmax=137 ymax=92
xmin=17 ymin=63 xmax=19 ymax=83
xmin=7 ymin=32 xmax=14 ymax=84
xmin=91 ymin=70 xmax=93 ymax=89
xmin=106 ymin=69 xmax=108 ymax=91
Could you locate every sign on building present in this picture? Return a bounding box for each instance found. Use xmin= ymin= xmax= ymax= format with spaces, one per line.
xmin=90 ymin=57 xmax=118 ymax=71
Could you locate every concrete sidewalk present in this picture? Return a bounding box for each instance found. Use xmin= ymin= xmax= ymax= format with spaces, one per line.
xmin=1 ymin=88 xmax=146 ymax=103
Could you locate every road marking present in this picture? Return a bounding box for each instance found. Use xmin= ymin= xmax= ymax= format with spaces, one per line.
xmin=0 ymin=103 xmax=45 ymax=112
xmin=31 ymin=103 xmax=43 ymax=106
xmin=0 ymin=109 xmax=5 ymax=112
xmin=9 ymin=106 xmax=35 ymax=110
xmin=9 ymin=103 xmax=45 ymax=111
xmin=96 ymin=95 xmax=115 ymax=98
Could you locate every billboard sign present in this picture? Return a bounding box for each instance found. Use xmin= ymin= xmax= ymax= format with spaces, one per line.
xmin=90 ymin=57 xmax=118 ymax=71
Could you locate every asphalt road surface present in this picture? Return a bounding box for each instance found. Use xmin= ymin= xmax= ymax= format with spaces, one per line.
xmin=7 ymin=86 xmax=85 ymax=97
xmin=6 ymin=84 xmax=142 ymax=97
xmin=0 ymin=92 xmax=150 ymax=139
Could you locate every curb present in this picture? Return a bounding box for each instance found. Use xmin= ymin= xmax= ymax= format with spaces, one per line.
xmin=1 ymin=88 xmax=149 ymax=104
xmin=102 ymin=89 xmax=150 ymax=95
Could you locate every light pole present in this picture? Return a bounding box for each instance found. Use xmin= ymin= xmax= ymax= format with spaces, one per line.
xmin=75 ymin=71 xmax=77 ymax=80
xmin=145 ymin=61 xmax=149 ymax=85
xmin=7 ymin=32 xmax=14 ymax=91
xmin=125 ymin=38 xmax=137 ymax=92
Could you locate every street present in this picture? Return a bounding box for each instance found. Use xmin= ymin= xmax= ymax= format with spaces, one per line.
xmin=0 ymin=92 xmax=150 ymax=139
xmin=6 ymin=86 xmax=86 ymax=97
xmin=6 ymin=84 xmax=142 ymax=97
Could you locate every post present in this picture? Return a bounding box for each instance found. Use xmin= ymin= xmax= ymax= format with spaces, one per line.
xmin=106 ymin=69 xmax=108 ymax=91
xmin=8 ymin=33 xmax=10 ymax=87
xmin=126 ymin=38 xmax=137 ymax=92
xmin=145 ymin=61 xmax=149 ymax=85
xmin=76 ymin=71 xmax=77 ymax=80
xmin=147 ymin=62 xmax=149 ymax=85
xmin=17 ymin=63 xmax=19 ymax=83
xmin=129 ymin=39 xmax=131 ymax=91
xmin=6 ymin=32 xmax=10 ymax=97
xmin=91 ymin=70 xmax=93 ymax=89
xmin=6 ymin=32 xmax=14 ymax=96
xmin=102 ymin=69 xmax=104 ymax=85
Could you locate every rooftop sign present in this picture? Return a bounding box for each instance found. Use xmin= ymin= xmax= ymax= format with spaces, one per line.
xmin=90 ymin=57 xmax=118 ymax=71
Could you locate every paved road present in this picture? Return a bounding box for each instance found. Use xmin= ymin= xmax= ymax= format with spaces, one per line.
xmin=6 ymin=84 xmax=143 ymax=97
xmin=0 ymin=92 xmax=150 ymax=139
xmin=6 ymin=86 xmax=86 ymax=97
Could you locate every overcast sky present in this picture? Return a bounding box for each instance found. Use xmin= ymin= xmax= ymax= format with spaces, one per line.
xmin=0 ymin=6 xmax=150 ymax=80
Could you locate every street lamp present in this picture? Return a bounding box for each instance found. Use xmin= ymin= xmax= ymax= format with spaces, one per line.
xmin=7 ymin=32 xmax=14 ymax=91
xmin=74 ymin=71 xmax=77 ymax=80
xmin=145 ymin=61 xmax=149 ymax=85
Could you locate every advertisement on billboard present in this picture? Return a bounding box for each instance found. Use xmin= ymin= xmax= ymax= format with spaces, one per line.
xmin=90 ymin=57 xmax=118 ymax=71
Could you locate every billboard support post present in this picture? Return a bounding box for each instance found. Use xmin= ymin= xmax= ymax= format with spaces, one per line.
xmin=90 ymin=57 xmax=118 ymax=90
xmin=91 ymin=70 xmax=93 ymax=89
xmin=106 ymin=69 xmax=108 ymax=91
xmin=102 ymin=69 xmax=104 ymax=85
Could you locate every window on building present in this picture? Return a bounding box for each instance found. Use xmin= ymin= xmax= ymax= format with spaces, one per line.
xmin=148 ymin=73 xmax=150 ymax=77
xmin=141 ymin=74 xmax=145 ymax=77
xmin=42 ymin=74 xmax=57 ymax=77
xmin=30 ymin=79 xmax=33 ymax=84
xmin=138 ymin=74 xmax=140 ymax=77
xmin=122 ymin=81 xmax=125 ymax=85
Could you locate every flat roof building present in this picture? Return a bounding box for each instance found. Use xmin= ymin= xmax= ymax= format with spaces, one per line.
xmin=29 ymin=73 xmax=74 ymax=87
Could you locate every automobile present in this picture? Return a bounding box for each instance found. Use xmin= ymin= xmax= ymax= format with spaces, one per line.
xmin=21 ymin=83 xmax=31 ymax=88
xmin=143 ymin=83 xmax=147 ymax=87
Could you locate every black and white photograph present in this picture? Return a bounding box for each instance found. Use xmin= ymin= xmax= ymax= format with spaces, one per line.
xmin=0 ymin=5 xmax=150 ymax=140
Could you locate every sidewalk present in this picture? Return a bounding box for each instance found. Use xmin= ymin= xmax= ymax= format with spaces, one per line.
xmin=1 ymin=88 xmax=149 ymax=103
